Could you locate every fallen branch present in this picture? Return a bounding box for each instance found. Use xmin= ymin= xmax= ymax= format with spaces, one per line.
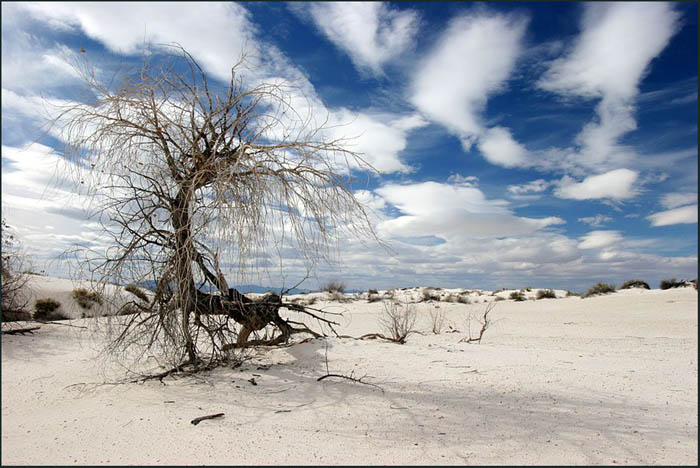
xmin=317 ymin=373 xmax=384 ymax=393
xmin=190 ymin=413 xmax=224 ymax=425
xmin=2 ymin=326 xmax=40 ymax=335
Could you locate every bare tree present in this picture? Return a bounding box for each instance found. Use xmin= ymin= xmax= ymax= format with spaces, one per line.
xmin=1 ymin=218 xmax=32 ymax=324
xmin=51 ymin=46 xmax=377 ymax=370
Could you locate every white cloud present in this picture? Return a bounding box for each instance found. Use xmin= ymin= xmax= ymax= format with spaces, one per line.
xmin=578 ymin=214 xmax=613 ymax=227
xmin=409 ymin=10 xmax=528 ymax=161
xmin=326 ymin=109 xmax=427 ymax=173
xmin=578 ymin=230 xmax=623 ymax=250
xmin=648 ymin=205 xmax=698 ymax=227
xmin=303 ymin=2 xmax=419 ymax=76
xmin=21 ymin=2 xmax=258 ymax=83
xmin=477 ymin=126 xmax=529 ymax=168
xmin=447 ymin=174 xmax=479 ymax=187
xmin=507 ymin=179 xmax=550 ymax=195
xmin=538 ymin=2 xmax=681 ymax=172
xmin=375 ymin=181 xmax=564 ymax=241
xmin=554 ymin=169 xmax=638 ymax=200
xmin=660 ymin=192 xmax=698 ymax=209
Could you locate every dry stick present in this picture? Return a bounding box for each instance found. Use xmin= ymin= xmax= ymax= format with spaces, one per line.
xmin=316 ymin=341 xmax=384 ymax=393
xmin=2 ymin=326 xmax=41 ymax=335
xmin=190 ymin=413 xmax=224 ymax=425
xmin=459 ymin=301 xmax=495 ymax=344
xmin=34 ymin=320 xmax=88 ymax=329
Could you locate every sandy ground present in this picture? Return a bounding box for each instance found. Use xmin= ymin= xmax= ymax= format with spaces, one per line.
xmin=2 ymin=283 xmax=697 ymax=465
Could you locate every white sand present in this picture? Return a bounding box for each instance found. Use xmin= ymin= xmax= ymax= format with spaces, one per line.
xmin=2 ymin=282 xmax=697 ymax=465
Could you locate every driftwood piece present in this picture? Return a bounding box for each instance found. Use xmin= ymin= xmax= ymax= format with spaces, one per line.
xmin=190 ymin=413 xmax=225 ymax=425
xmin=2 ymin=326 xmax=41 ymax=335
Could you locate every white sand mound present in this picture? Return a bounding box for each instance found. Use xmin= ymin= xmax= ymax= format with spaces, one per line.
xmin=18 ymin=275 xmax=145 ymax=320
xmin=2 ymin=278 xmax=697 ymax=464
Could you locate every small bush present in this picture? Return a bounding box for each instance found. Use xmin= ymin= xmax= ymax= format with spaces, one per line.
xmin=379 ymin=301 xmax=417 ymax=344
xmin=124 ymin=284 xmax=148 ymax=301
xmin=368 ymin=289 xmax=378 ymax=295
xmin=422 ymin=287 xmax=441 ymax=302
xmin=429 ymin=308 xmax=447 ymax=335
xmin=456 ymin=294 xmax=471 ymax=304
xmin=34 ymin=298 xmax=68 ymax=321
xmin=566 ymin=290 xmax=580 ymax=297
xmin=509 ymin=291 xmax=526 ymax=301
xmin=72 ymin=288 xmax=103 ymax=309
xmin=327 ymin=291 xmax=348 ymax=302
xmin=536 ymin=289 xmax=556 ymax=299
xmin=322 ymin=280 xmax=346 ymax=293
xmin=367 ymin=293 xmax=382 ymax=303
xmin=582 ymin=282 xmax=616 ymax=298
xmin=659 ymin=278 xmax=695 ymax=290
xmin=494 ymin=296 xmax=505 ymax=302
xmin=619 ymin=279 xmax=650 ymax=290
xmin=524 ymin=287 xmax=532 ymax=292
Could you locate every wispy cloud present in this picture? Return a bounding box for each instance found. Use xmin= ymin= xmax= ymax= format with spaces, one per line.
xmin=660 ymin=192 xmax=698 ymax=209
xmin=409 ymin=10 xmax=529 ymax=165
xmin=648 ymin=205 xmax=698 ymax=227
xmin=578 ymin=230 xmax=623 ymax=250
xmin=538 ymin=2 xmax=681 ymax=173
xmin=301 ymin=2 xmax=419 ymax=76
xmin=375 ymin=181 xmax=564 ymax=241
xmin=554 ymin=169 xmax=638 ymax=200
xmin=578 ymin=214 xmax=613 ymax=227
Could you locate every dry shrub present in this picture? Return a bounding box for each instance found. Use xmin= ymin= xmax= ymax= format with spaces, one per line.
xmin=368 ymin=289 xmax=378 ymax=295
xmin=421 ymin=287 xmax=441 ymax=302
xmin=456 ymin=294 xmax=471 ymax=304
xmin=367 ymin=293 xmax=382 ymax=303
xmin=566 ymin=290 xmax=580 ymax=297
xmin=620 ymin=279 xmax=650 ymax=290
xmin=124 ymin=284 xmax=148 ymax=301
xmin=34 ymin=298 xmax=68 ymax=321
xmin=582 ymin=282 xmax=616 ymax=298
xmin=379 ymin=301 xmax=417 ymax=344
xmin=494 ymin=296 xmax=505 ymax=302
xmin=323 ymin=280 xmax=346 ymax=293
xmin=429 ymin=308 xmax=447 ymax=334
xmin=72 ymin=288 xmax=103 ymax=309
xmin=536 ymin=289 xmax=556 ymax=299
xmin=509 ymin=291 xmax=526 ymax=301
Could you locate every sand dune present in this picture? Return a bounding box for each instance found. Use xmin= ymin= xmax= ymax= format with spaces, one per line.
xmin=2 ymin=280 xmax=697 ymax=465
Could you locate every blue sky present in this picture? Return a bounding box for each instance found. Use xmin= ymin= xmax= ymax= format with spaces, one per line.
xmin=1 ymin=2 xmax=697 ymax=292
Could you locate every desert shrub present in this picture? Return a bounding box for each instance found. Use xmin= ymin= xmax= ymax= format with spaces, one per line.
xmin=304 ymin=296 xmax=318 ymax=306
xmin=494 ymin=296 xmax=505 ymax=302
xmin=368 ymin=289 xmax=378 ymax=295
xmin=34 ymin=298 xmax=69 ymax=320
xmin=367 ymin=293 xmax=382 ymax=303
xmin=429 ymin=308 xmax=447 ymax=334
xmin=72 ymin=288 xmax=103 ymax=309
xmin=659 ymin=278 xmax=695 ymax=290
xmin=582 ymin=282 xmax=616 ymax=298
xmin=322 ymin=280 xmax=345 ymax=293
xmin=379 ymin=301 xmax=417 ymax=344
xmin=536 ymin=289 xmax=556 ymax=299
xmin=566 ymin=290 xmax=580 ymax=297
xmin=124 ymin=284 xmax=148 ymax=301
xmin=456 ymin=294 xmax=470 ymax=304
xmin=422 ymin=287 xmax=441 ymax=302
xmin=619 ymin=279 xmax=650 ymax=290
xmin=509 ymin=291 xmax=526 ymax=301
xmin=660 ymin=278 xmax=679 ymax=290
xmin=524 ymin=287 xmax=532 ymax=292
